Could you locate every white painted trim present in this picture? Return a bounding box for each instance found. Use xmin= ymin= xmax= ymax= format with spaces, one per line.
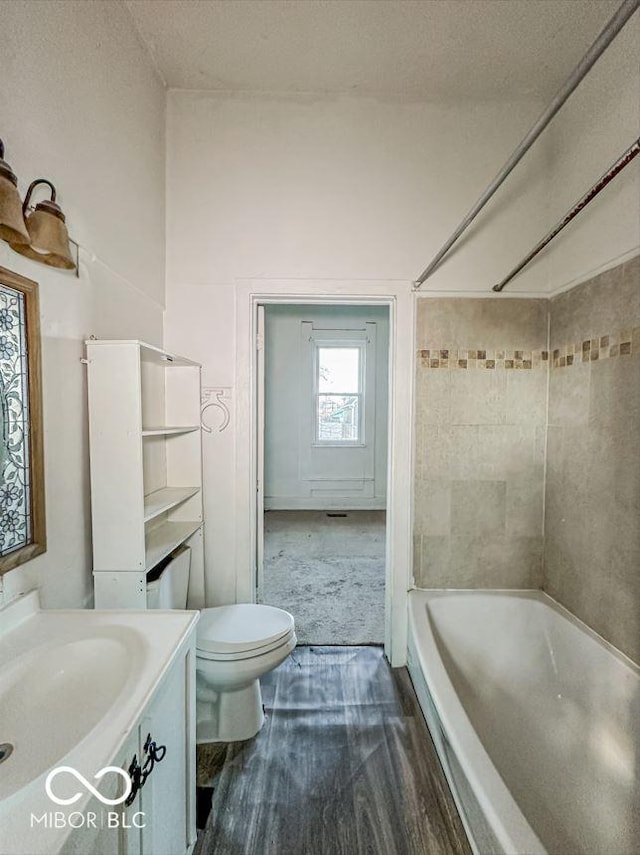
xmin=264 ymin=498 xmax=387 ymax=511
xmin=256 ymin=305 xmax=265 ymax=596
xmin=234 ymin=279 xmax=414 ymax=666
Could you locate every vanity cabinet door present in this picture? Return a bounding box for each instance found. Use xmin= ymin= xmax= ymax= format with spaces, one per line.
xmin=58 ymin=730 xmax=141 ymax=855
xmin=138 ymin=644 xmax=196 ymax=855
xmin=58 ymin=639 xmax=196 ymax=855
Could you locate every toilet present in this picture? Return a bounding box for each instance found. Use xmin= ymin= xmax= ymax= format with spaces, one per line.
xmin=146 ymin=546 xmax=296 ymax=743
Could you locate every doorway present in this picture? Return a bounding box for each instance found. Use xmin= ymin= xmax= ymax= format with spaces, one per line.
xmin=235 ymin=281 xmax=414 ymax=666
xmin=256 ymin=304 xmax=389 ymax=644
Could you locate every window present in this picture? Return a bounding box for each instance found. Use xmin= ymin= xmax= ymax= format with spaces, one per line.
xmin=315 ymin=344 xmax=364 ymax=444
xmin=0 ymin=267 xmax=46 ymax=574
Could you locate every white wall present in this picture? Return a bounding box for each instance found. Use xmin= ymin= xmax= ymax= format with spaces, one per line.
xmin=165 ymin=19 xmax=640 ymax=609
xmin=0 ymin=3 xmax=634 ymax=619
xmin=166 ymin=91 xmax=552 ymax=293
xmin=544 ymin=16 xmax=640 ymax=294
xmin=164 ymin=90 xmax=552 ymax=607
xmin=264 ymin=304 xmax=388 ymax=509
xmin=0 ymin=0 xmax=166 ymax=609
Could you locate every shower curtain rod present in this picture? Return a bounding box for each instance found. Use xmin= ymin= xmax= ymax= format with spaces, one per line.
xmin=492 ymin=136 xmax=640 ymax=292
xmin=413 ymin=0 xmax=640 ymax=290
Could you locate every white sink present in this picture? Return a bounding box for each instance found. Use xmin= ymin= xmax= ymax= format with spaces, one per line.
xmin=0 ymin=630 xmax=143 ymax=801
xmin=0 ymin=589 xmax=198 ymax=855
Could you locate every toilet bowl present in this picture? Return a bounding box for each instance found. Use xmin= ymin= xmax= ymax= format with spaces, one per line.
xmin=195 ymin=604 xmax=296 ymax=743
xmin=146 ymin=548 xmax=296 ymax=743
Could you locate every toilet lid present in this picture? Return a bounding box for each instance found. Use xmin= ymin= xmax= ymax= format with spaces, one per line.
xmin=196 ymin=604 xmax=295 ymax=655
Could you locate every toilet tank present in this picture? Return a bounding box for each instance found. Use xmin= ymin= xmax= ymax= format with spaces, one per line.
xmin=146 ymin=545 xmax=191 ymax=609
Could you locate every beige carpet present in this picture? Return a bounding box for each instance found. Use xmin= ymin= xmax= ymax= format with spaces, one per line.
xmin=258 ymin=510 xmax=386 ymax=644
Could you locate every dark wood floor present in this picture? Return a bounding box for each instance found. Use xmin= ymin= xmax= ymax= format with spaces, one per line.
xmin=195 ymin=646 xmax=471 ymax=855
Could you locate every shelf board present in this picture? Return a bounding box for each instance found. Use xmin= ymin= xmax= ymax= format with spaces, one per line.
xmin=139 ymin=341 xmax=200 ymax=367
xmin=144 ymin=486 xmax=200 ymax=523
xmin=142 ymin=426 xmax=200 ymax=437
xmin=84 ymin=339 xmax=200 ymax=368
xmin=145 ymin=520 xmax=202 ymax=572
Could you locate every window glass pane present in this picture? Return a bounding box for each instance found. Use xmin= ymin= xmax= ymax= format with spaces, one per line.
xmin=0 ymin=285 xmax=31 ymax=556
xmin=317 ymin=394 xmax=359 ymax=442
xmin=318 ymin=347 xmax=360 ymax=393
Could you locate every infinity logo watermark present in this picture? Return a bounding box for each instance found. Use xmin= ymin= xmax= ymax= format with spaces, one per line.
xmin=45 ymin=766 xmax=132 ymax=806
xmin=32 ymin=766 xmax=145 ymax=830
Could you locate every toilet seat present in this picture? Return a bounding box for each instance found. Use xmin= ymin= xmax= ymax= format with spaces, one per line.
xmin=196 ymin=604 xmax=295 ymax=660
xmin=196 ymin=629 xmax=295 ymax=662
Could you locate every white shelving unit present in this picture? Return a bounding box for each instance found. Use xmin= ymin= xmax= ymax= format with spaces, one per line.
xmin=85 ymin=339 xmax=205 ymax=609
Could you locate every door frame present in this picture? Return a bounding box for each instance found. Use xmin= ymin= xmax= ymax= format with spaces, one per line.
xmin=255 ymin=304 xmax=266 ymax=598
xmin=234 ymin=279 xmax=415 ymax=667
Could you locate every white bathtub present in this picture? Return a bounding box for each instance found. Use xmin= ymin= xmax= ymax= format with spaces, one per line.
xmin=407 ymin=590 xmax=640 ymax=855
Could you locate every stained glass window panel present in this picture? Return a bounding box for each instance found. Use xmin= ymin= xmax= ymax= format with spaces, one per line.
xmin=0 ymin=284 xmax=31 ymax=556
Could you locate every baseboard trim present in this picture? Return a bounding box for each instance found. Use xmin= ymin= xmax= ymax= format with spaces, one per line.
xmin=265 ymin=498 xmax=386 ymax=511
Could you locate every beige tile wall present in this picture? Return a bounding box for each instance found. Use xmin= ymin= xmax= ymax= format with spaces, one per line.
xmin=545 ymin=255 xmax=640 ymax=663
xmin=414 ymin=298 xmax=549 ymax=589
xmin=413 ymin=257 xmax=640 ymax=664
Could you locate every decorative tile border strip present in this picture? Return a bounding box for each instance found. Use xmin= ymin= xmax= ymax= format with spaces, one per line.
xmin=418 ymin=328 xmax=638 ymax=370
xmin=417 ymin=348 xmax=548 ymax=370
xmin=551 ymin=328 xmax=636 ymax=368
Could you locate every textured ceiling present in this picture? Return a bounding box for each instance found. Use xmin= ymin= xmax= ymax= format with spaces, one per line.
xmin=125 ymin=0 xmax=622 ymax=99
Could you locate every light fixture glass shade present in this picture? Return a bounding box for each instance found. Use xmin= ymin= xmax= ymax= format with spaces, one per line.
xmin=9 ymin=180 xmax=76 ymax=271
xmin=0 ymin=140 xmax=30 ymax=245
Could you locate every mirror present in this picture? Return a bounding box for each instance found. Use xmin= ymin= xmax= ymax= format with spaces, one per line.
xmin=0 ymin=266 xmax=45 ymax=573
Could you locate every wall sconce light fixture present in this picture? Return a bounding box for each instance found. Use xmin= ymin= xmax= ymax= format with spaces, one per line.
xmin=0 ymin=138 xmax=30 ymax=246
xmin=10 ymin=179 xmax=76 ymax=271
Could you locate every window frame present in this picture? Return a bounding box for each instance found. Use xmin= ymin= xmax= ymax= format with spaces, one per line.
xmin=312 ymin=339 xmax=366 ymax=447
xmin=0 ymin=266 xmax=46 ymax=575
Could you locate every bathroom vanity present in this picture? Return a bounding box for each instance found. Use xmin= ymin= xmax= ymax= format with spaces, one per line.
xmin=0 ymin=591 xmax=198 ymax=855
